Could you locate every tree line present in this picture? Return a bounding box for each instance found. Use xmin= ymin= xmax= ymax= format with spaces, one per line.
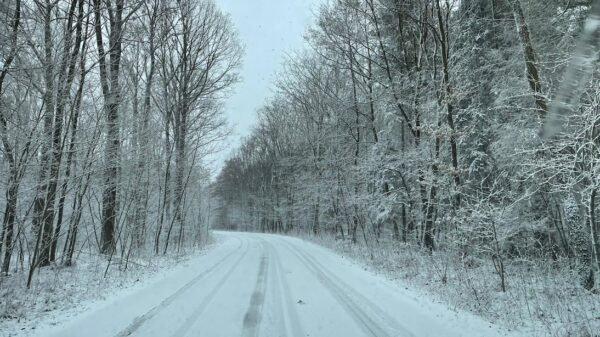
xmin=0 ymin=0 xmax=241 ymax=287
xmin=214 ymin=0 xmax=600 ymax=291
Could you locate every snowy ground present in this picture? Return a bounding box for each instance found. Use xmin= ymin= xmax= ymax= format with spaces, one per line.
xmin=0 ymin=239 xmax=214 ymax=337
xmin=2 ymin=231 xmax=526 ymax=337
xmin=304 ymin=234 xmax=600 ymax=337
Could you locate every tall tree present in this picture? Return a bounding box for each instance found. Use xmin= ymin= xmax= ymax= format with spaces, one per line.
xmin=158 ymin=0 xmax=241 ymax=252
xmin=0 ymin=0 xmax=22 ymax=275
xmin=94 ymin=0 xmax=126 ymax=254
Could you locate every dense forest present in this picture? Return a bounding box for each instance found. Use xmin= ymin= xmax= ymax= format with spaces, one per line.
xmin=213 ymin=0 xmax=600 ymax=333
xmin=2 ymin=0 xmax=600 ymax=335
xmin=0 ymin=0 xmax=241 ymax=286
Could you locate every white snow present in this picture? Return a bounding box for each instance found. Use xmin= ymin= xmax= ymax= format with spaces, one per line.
xmin=7 ymin=232 xmax=525 ymax=337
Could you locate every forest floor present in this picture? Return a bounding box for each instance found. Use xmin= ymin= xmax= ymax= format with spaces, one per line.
xmin=3 ymin=231 xmax=522 ymax=337
xmin=0 ymin=236 xmax=214 ymax=337
xmin=302 ymin=233 xmax=600 ymax=337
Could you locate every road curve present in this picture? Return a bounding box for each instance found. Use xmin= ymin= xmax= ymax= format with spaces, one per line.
xmin=40 ymin=232 xmax=520 ymax=337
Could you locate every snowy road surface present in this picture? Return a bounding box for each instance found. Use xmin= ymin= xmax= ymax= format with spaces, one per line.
xmin=35 ymin=232 xmax=520 ymax=337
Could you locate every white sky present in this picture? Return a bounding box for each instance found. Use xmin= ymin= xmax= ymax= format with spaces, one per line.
xmin=209 ymin=0 xmax=321 ymax=173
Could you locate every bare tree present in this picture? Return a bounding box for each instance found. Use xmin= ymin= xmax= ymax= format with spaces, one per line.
xmin=93 ymin=0 xmax=126 ymax=254
xmin=157 ymin=0 xmax=241 ymax=252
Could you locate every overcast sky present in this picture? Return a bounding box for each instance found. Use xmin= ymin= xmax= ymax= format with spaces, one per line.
xmin=209 ymin=0 xmax=321 ymax=172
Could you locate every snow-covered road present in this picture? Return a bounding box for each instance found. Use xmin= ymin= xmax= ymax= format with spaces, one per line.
xmin=36 ymin=232 xmax=521 ymax=337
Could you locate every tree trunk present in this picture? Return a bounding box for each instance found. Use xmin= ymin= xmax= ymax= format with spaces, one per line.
xmin=174 ymin=110 xmax=186 ymax=246
xmin=48 ymin=0 xmax=85 ymax=263
xmin=33 ymin=0 xmax=57 ymax=268
xmin=133 ymin=7 xmax=157 ymax=248
xmin=53 ymin=67 xmax=85 ymax=262
xmin=590 ymin=189 xmax=600 ymax=289
xmin=2 ymin=176 xmax=18 ymax=274
xmin=0 ymin=0 xmax=21 ymax=275
xmin=94 ymin=0 xmax=124 ymax=255
xmin=435 ymin=0 xmax=461 ymax=208
xmin=512 ymin=0 xmax=548 ymax=121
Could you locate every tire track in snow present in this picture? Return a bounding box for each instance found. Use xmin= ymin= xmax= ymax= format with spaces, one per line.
xmin=269 ymin=241 xmax=305 ymax=337
xmin=279 ymin=238 xmax=415 ymax=337
xmin=241 ymin=242 xmax=269 ymax=337
xmin=266 ymin=242 xmax=287 ymax=335
xmin=114 ymin=238 xmax=245 ymax=337
xmin=171 ymin=239 xmax=251 ymax=337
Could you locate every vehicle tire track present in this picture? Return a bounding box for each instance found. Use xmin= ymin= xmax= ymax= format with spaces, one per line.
xmin=265 ymin=241 xmax=287 ymax=335
xmin=171 ymin=240 xmax=251 ymax=337
xmin=279 ymin=238 xmax=415 ymax=337
xmin=268 ymin=241 xmax=305 ymax=337
xmin=114 ymin=238 xmax=245 ymax=337
xmin=241 ymin=242 xmax=269 ymax=337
